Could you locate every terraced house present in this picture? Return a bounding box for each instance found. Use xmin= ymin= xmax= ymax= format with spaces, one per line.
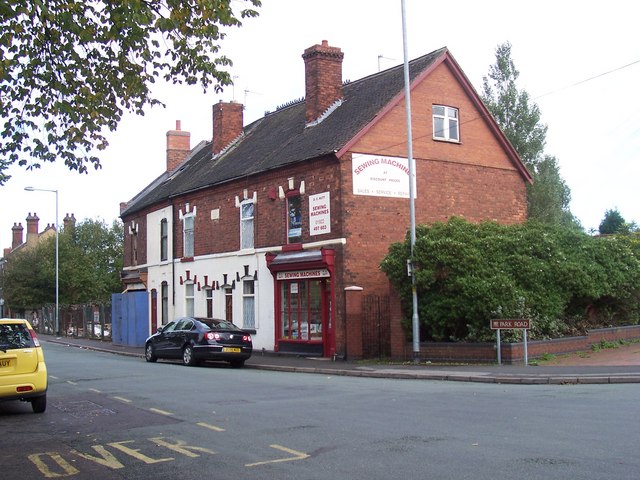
xmin=119 ymin=40 xmax=531 ymax=359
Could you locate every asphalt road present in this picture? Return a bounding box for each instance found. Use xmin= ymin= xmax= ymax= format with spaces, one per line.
xmin=1 ymin=342 xmax=639 ymax=479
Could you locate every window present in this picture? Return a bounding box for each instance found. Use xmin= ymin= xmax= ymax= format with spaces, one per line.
xmin=183 ymin=215 xmax=194 ymax=258
xmin=287 ymin=195 xmax=302 ymax=243
xmin=161 ymin=282 xmax=169 ymax=325
xmin=185 ymin=283 xmax=194 ymax=317
xmin=240 ymin=201 xmax=254 ymax=249
xmin=433 ymin=105 xmax=459 ymax=141
xmin=243 ymin=280 xmax=255 ymax=329
xmin=224 ymin=287 xmax=233 ymax=322
xmin=160 ymin=218 xmax=168 ymax=261
xmin=205 ymin=288 xmax=213 ymax=318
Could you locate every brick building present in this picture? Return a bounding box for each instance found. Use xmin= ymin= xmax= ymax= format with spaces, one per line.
xmin=120 ymin=41 xmax=530 ymax=359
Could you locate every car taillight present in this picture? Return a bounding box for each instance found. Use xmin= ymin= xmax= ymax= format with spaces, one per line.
xmin=28 ymin=328 xmax=41 ymax=347
xmin=205 ymin=332 xmax=221 ymax=341
xmin=243 ymin=335 xmax=252 ymax=343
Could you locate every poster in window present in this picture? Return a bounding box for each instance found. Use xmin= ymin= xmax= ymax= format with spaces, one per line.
xmin=287 ymin=196 xmax=302 ymax=241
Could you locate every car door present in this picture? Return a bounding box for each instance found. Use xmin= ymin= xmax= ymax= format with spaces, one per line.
xmin=166 ymin=318 xmax=190 ymax=357
xmin=153 ymin=321 xmax=177 ymax=357
xmin=0 ymin=323 xmax=38 ymax=377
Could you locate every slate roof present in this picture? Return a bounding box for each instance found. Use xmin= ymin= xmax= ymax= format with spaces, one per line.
xmin=122 ymin=47 xmax=456 ymax=217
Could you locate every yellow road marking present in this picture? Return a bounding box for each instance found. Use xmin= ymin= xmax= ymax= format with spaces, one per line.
xmin=149 ymin=408 xmax=173 ymax=416
xmin=112 ymin=396 xmax=132 ymax=403
xmin=245 ymin=444 xmax=310 ymax=467
xmin=197 ymin=422 xmax=225 ymax=432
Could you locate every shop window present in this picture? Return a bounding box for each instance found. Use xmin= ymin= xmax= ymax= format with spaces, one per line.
xmin=243 ymin=280 xmax=255 ymax=328
xmin=240 ymin=200 xmax=254 ymax=249
xmin=280 ymin=280 xmax=322 ymax=341
xmin=185 ymin=282 xmax=194 ymax=316
xmin=287 ymin=194 xmax=302 ymax=243
xmin=160 ymin=218 xmax=168 ymax=261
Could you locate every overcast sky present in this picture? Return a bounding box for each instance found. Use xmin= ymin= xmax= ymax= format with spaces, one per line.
xmin=1 ymin=0 xmax=638 ymax=250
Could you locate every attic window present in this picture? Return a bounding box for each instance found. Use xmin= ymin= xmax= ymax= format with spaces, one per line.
xmin=433 ymin=105 xmax=459 ymax=142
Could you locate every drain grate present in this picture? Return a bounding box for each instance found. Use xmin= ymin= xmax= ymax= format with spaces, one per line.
xmin=53 ymin=400 xmax=116 ymax=418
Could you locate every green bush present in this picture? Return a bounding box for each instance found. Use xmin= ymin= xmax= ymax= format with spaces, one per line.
xmin=380 ymin=218 xmax=640 ymax=342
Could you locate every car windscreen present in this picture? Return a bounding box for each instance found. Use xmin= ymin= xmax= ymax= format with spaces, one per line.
xmin=0 ymin=323 xmax=33 ymax=351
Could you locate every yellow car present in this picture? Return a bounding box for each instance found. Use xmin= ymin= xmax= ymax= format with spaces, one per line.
xmin=0 ymin=318 xmax=48 ymax=413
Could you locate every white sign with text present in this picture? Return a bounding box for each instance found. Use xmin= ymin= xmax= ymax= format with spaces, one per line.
xmin=352 ymin=153 xmax=416 ymax=198
xmin=309 ymin=192 xmax=331 ymax=235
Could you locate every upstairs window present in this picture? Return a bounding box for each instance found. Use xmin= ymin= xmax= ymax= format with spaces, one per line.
xmin=287 ymin=194 xmax=302 ymax=243
xmin=183 ymin=215 xmax=194 ymax=258
xmin=160 ymin=218 xmax=168 ymax=261
xmin=240 ymin=200 xmax=254 ymax=250
xmin=433 ymin=105 xmax=459 ymax=142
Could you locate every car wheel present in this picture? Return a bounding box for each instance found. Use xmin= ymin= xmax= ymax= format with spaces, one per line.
xmin=183 ymin=345 xmax=198 ymax=366
xmin=31 ymin=394 xmax=47 ymax=414
xmin=145 ymin=343 xmax=157 ymax=362
xmin=230 ymin=359 xmax=245 ymax=368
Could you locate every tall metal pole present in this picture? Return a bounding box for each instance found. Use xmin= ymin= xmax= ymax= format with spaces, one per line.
xmin=54 ymin=190 xmax=59 ymax=336
xmin=401 ymin=0 xmax=420 ymax=362
xmin=24 ymin=186 xmax=59 ymax=335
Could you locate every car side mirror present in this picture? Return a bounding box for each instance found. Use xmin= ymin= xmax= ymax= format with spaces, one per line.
xmin=157 ymin=326 xmax=165 ymax=333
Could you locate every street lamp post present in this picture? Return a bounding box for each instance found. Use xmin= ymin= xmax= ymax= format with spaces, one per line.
xmin=24 ymin=186 xmax=59 ymax=336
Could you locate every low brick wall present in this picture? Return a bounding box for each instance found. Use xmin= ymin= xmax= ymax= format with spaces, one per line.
xmin=414 ymin=325 xmax=640 ymax=364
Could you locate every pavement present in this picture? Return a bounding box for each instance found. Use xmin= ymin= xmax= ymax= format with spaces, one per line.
xmin=40 ymin=334 xmax=640 ymax=385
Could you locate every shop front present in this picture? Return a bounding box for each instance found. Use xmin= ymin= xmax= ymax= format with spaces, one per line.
xmin=266 ymin=249 xmax=335 ymax=357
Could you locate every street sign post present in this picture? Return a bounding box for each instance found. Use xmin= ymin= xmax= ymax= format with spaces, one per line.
xmin=491 ymin=319 xmax=531 ymax=366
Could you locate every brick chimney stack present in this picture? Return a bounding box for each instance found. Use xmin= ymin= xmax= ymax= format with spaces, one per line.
xmin=302 ymin=40 xmax=344 ymax=124
xmin=11 ymin=222 xmax=23 ymax=249
xmin=166 ymin=120 xmax=191 ymax=173
xmin=26 ymin=212 xmax=39 ymax=244
xmin=212 ymin=101 xmax=244 ymax=155
xmin=63 ymin=213 xmax=76 ymax=232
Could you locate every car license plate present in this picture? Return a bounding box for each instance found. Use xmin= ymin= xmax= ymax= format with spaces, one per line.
xmin=0 ymin=358 xmax=15 ymax=368
xmin=223 ymin=347 xmax=241 ymax=353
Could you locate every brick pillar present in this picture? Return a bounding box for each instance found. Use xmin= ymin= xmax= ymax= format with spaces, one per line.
xmin=344 ymin=286 xmax=364 ymax=360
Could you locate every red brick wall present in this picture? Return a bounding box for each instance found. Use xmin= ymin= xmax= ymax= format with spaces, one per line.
xmin=166 ymin=156 xmax=343 ymax=258
xmin=417 ymin=325 xmax=640 ymax=364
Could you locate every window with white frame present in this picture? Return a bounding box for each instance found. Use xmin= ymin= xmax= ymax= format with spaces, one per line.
xmin=185 ymin=282 xmax=195 ymax=316
xmin=160 ymin=218 xmax=168 ymax=261
xmin=183 ymin=214 xmax=194 ymax=257
xmin=205 ymin=288 xmax=213 ymax=318
xmin=240 ymin=200 xmax=254 ymax=249
xmin=432 ymin=105 xmax=459 ymax=142
xmin=161 ymin=282 xmax=169 ymax=325
xmin=243 ymin=280 xmax=255 ymax=329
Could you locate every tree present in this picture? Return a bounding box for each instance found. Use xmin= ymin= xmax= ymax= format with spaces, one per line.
xmin=381 ymin=218 xmax=640 ymax=343
xmin=3 ymin=217 xmax=123 ymax=309
xmin=481 ymin=42 xmax=578 ymax=228
xmin=0 ymin=0 xmax=261 ymax=185
xmin=599 ymin=208 xmax=630 ymax=235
